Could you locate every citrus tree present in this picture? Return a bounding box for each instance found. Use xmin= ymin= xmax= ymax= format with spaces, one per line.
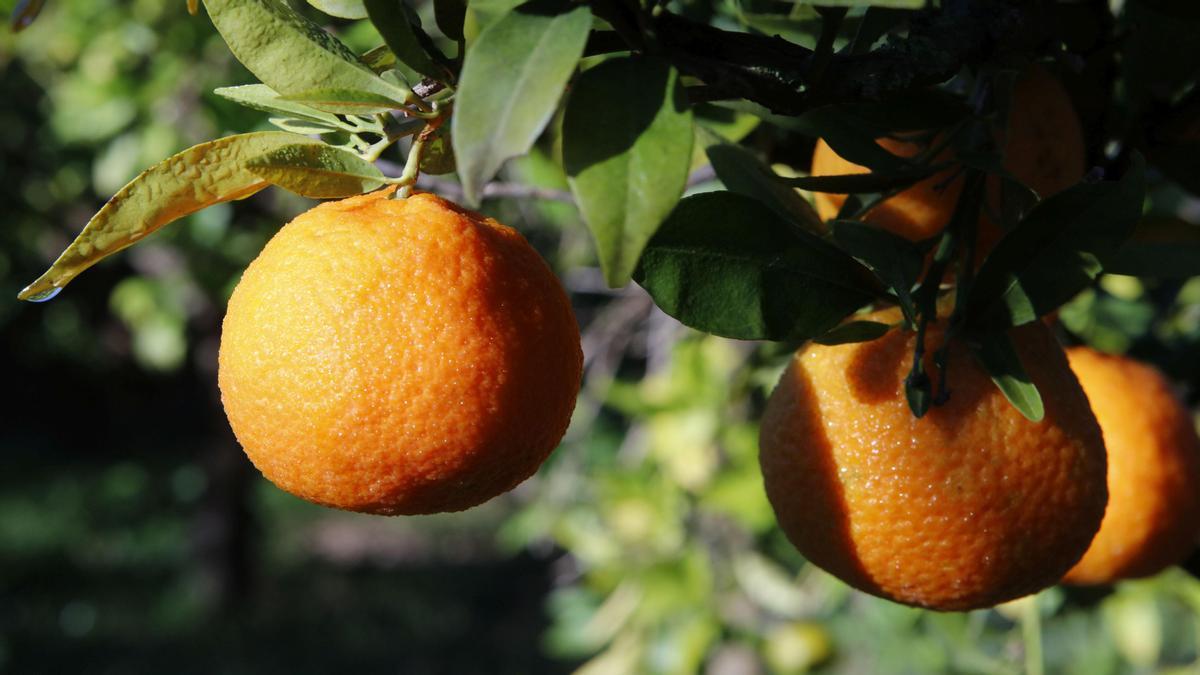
xmin=11 ymin=0 xmax=1200 ymax=671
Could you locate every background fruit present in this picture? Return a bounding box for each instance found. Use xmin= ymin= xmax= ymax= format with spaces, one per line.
xmin=218 ymin=189 xmax=583 ymax=515
xmin=810 ymin=64 xmax=1086 ymax=243
xmin=1062 ymin=347 xmax=1200 ymax=584
xmin=759 ymin=310 xmax=1107 ymax=610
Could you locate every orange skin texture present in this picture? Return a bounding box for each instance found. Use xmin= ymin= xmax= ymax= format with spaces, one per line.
xmin=811 ymin=65 xmax=1086 ymax=246
xmin=1062 ymin=348 xmax=1200 ymax=584
xmin=218 ymin=190 xmax=583 ymax=515
xmin=759 ymin=311 xmax=1108 ymax=610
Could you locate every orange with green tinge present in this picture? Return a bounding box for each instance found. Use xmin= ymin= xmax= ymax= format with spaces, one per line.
xmin=1063 ymin=347 xmax=1200 ymax=585
xmin=218 ymin=189 xmax=583 ymax=515
xmin=759 ymin=309 xmax=1108 ymax=610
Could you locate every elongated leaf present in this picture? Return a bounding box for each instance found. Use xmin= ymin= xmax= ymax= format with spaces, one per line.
xmin=793 ymin=0 xmax=923 ymax=7
xmin=966 ymin=155 xmax=1147 ymax=329
xmin=18 ymin=132 xmax=322 ymax=302
xmin=215 ymin=84 xmax=343 ymax=126
xmin=633 ymin=191 xmax=879 ymax=341
xmin=247 ymin=143 xmax=386 ymax=198
xmin=11 ymin=0 xmax=47 ymax=31
xmin=706 ymin=144 xmax=822 ymax=233
xmin=307 ymin=0 xmax=367 ymax=18
xmin=270 ymin=117 xmax=341 ymax=135
xmin=565 ymin=57 xmax=694 ymax=287
xmin=202 ymin=0 xmax=411 ymax=105
xmin=364 ymin=0 xmax=449 ymax=82
xmin=971 ymin=332 xmax=1044 ymax=422
xmin=1101 ymin=217 xmax=1200 ymax=278
xmin=813 ymin=320 xmax=892 ymax=345
xmin=282 ymin=87 xmax=408 ymax=114
xmin=452 ymin=0 xmax=592 ymax=204
xmin=831 ymin=220 xmax=923 ymax=322
xmin=420 ymin=125 xmax=456 ymax=175
xmin=784 ymin=164 xmax=944 ymax=193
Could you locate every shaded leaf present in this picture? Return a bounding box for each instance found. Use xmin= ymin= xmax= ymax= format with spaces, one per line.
xmin=306 ymin=0 xmax=367 ymax=18
xmin=565 ymin=56 xmax=694 ymax=287
xmin=202 ymin=0 xmax=411 ymax=105
xmin=435 ymin=0 xmax=467 ymax=41
xmin=1101 ymin=217 xmax=1200 ymax=278
xmin=419 ymin=125 xmax=456 ymax=175
xmin=10 ymin=0 xmax=46 ymax=31
xmin=831 ymin=219 xmax=923 ymax=322
xmin=813 ymin=320 xmax=892 ymax=345
xmin=452 ymin=0 xmax=591 ymax=204
xmin=364 ymin=0 xmax=450 ymax=82
xmin=706 ymin=144 xmax=822 ymax=232
xmin=247 ymin=143 xmax=386 ymax=198
xmin=18 ymin=132 xmax=321 ymax=302
xmin=966 ymin=155 xmax=1146 ymax=329
xmin=971 ymin=332 xmax=1045 ymax=422
xmin=633 ymin=191 xmax=879 ymax=341
xmin=784 ymin=163 xmax=944 ymax=193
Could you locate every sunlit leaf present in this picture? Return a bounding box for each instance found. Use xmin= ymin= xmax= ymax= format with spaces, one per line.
xmin=18 ymin=132 xmax=322 ymax=302
xmin=214 ymin=84 xmax=344 ymax=126
xmin=452 ymin=0 xmax=591 ymax=204
xmin=246 ymin=143 xmax=386 ymax=198
xmin=565 ymin=56 xmax=694 ymax=287
xmin=202 ymin=0 xmax=411 ymax=106
xmin=306 ymin=0 xmax=367 ymax=19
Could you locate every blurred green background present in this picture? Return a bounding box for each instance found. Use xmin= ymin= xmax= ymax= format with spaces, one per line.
xmin=3 ymin=1 xmax=1200 ymax=674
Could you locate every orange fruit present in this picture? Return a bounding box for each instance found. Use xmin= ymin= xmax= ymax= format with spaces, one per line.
xmin=810 ymin=64 xmax=1086 ymax=244
xmin=759 ymin=309 xmax=1107 ymax=610
xmin=1062 ymin=347 xmax=1200 ymax=584
xmin=218 ymin=189 xmax=583 ymax=515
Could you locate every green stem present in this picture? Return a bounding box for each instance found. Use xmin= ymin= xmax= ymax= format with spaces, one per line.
xmin=393 ymin=136 xmax=428 ymax=199
xmin=1021 ymin=598 xmax=1044 ymax=675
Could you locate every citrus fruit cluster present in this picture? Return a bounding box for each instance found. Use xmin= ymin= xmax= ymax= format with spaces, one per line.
xmin=218 ymin=189 xmax=582 ymax=515
xmin=760 ymin=65 xmax=1200 ymax=610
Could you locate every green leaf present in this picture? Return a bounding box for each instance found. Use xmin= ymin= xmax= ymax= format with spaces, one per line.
xmin=452 ymin=0 xmax=592 ymax=205
xmin=971 ymin=332 xmax=1045 ymax=422
xmin=792 ymin=105 xmax=912 ymax=172
xmin=306 ymin=0 xmax=367 ymax=19
xmin=419 ymin=125 xmax=456 ymax=175
xmin=214 ymin=84 xmax=343 ymax=126
xmin=269 ymin=117 xmax=342 ymax=135
xmin=364 ymin=0 xmax=450 ymax=82
xmin=633 ymin=191 xmax=879 ymax=341
xmin=813 ymin=320 xmax=892 ymax=345
xmin=706 ymin=144 xmax=822 ymax=233
xmin=792 ymin=0 xmax=923 ymax=7
xmin=281 ymin=87 xmax=409 ymax=114
xmin=435 ymin=0 xmax=467 ymax=40
xmin=784 ymin=163 xmax=945 ymax=194
xmin=202 ymin=0 xmax=411 ymax=105
xmin=565 ymin=56 xmax=694 ymax=287
xmin=18 ymin=132 xmax=320 ymax=303
xmin=246 ymin=143 xmax=386 ymax=198
xmin=10 ymin=0 xmax=47 ymax=31
xmin=831 ymin=220 xmax=923 ymax=322
xmin=966 ymin=155 xmax=1147 ymax=330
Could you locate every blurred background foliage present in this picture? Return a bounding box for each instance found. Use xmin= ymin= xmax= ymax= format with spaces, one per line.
xmin=3 ymin=1 xmax=1200 ymax=674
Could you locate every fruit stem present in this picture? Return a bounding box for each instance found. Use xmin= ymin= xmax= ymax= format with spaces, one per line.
xmin=1020 ymin=597 xmax=1044 ymax=675
xmin=393 ymin=135 xmax=428 ymax=199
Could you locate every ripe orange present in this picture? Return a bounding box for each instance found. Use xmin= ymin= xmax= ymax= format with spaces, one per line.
xmin=218 ymin=189 xmax=583 ymax=515
xmin=810 ymin=64 xmax=1086 ymax=243
xmin=1062 ymin=347 xmax=1200 ymax=584
xmin=759 ymin=309 xmax=1107 ymax=610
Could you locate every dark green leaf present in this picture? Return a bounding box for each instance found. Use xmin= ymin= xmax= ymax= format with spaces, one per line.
xmin=565 ymin=56 xmax=694 ymax=287
xmin=784 ymin=163 xmax=945 ymax=193
xmin=364 ymin=0 xmax=450 ymax=82
xmin=904 ymin=366 xmax=932 ymax=418
xmin=202 ymin=0 xmax=411 ymax=105
xmin=793 ymin=105 xmax=912 ymax=172
xmin=435 ymin=0 xmax=467 ymax=41
xmin=1101 ymin=217 xmax=1200 ymax=278
xmin=813 ymin=320 xmax=892 ymax=345
xmin=18 ymin=132 xmax=320 ymax=302
xmin=246 ymin=143 xmax=386 ymax=198
xmin=971 ymin=332 xmax=1045 ymax=422
xmin=966 ymin=155 xmax=1147 ymax=330
xmin=706 ymin=144 xmax=822 ymax=233
xmin=420 ymin=125 xmax=456 ymax=175
xmin=831 ymin=220 xmax=923 ymax=322
xmin=452 ymin=0 xmax=591 ymax=204
xmin=633 ymin=191 xmax=879 ymax=341
xmin=10 ymin=0 xmax=46 ymax=31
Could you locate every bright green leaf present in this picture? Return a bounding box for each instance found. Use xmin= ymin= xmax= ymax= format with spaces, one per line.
xmin=971 ymin=332 xmax=1045 ymax=422
xmin=214 ymin=84 xmax=343 ymax=126
xmin=306 ymin=0 xmax=367 ymax=19
xmin=633 ymin=191 xmax=879 ymax=341
xmin=452 ymin=0 xmax=592 ymax=205
xmin=202 ymin=0 xmax=411 ymax=106
xmin=18 ymin=132 xmax=322 ymax=302
xmin=565 ymin=56 xmax=694 ymax=287
xmin=246 ymin=143 xmax=386 ymax=198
